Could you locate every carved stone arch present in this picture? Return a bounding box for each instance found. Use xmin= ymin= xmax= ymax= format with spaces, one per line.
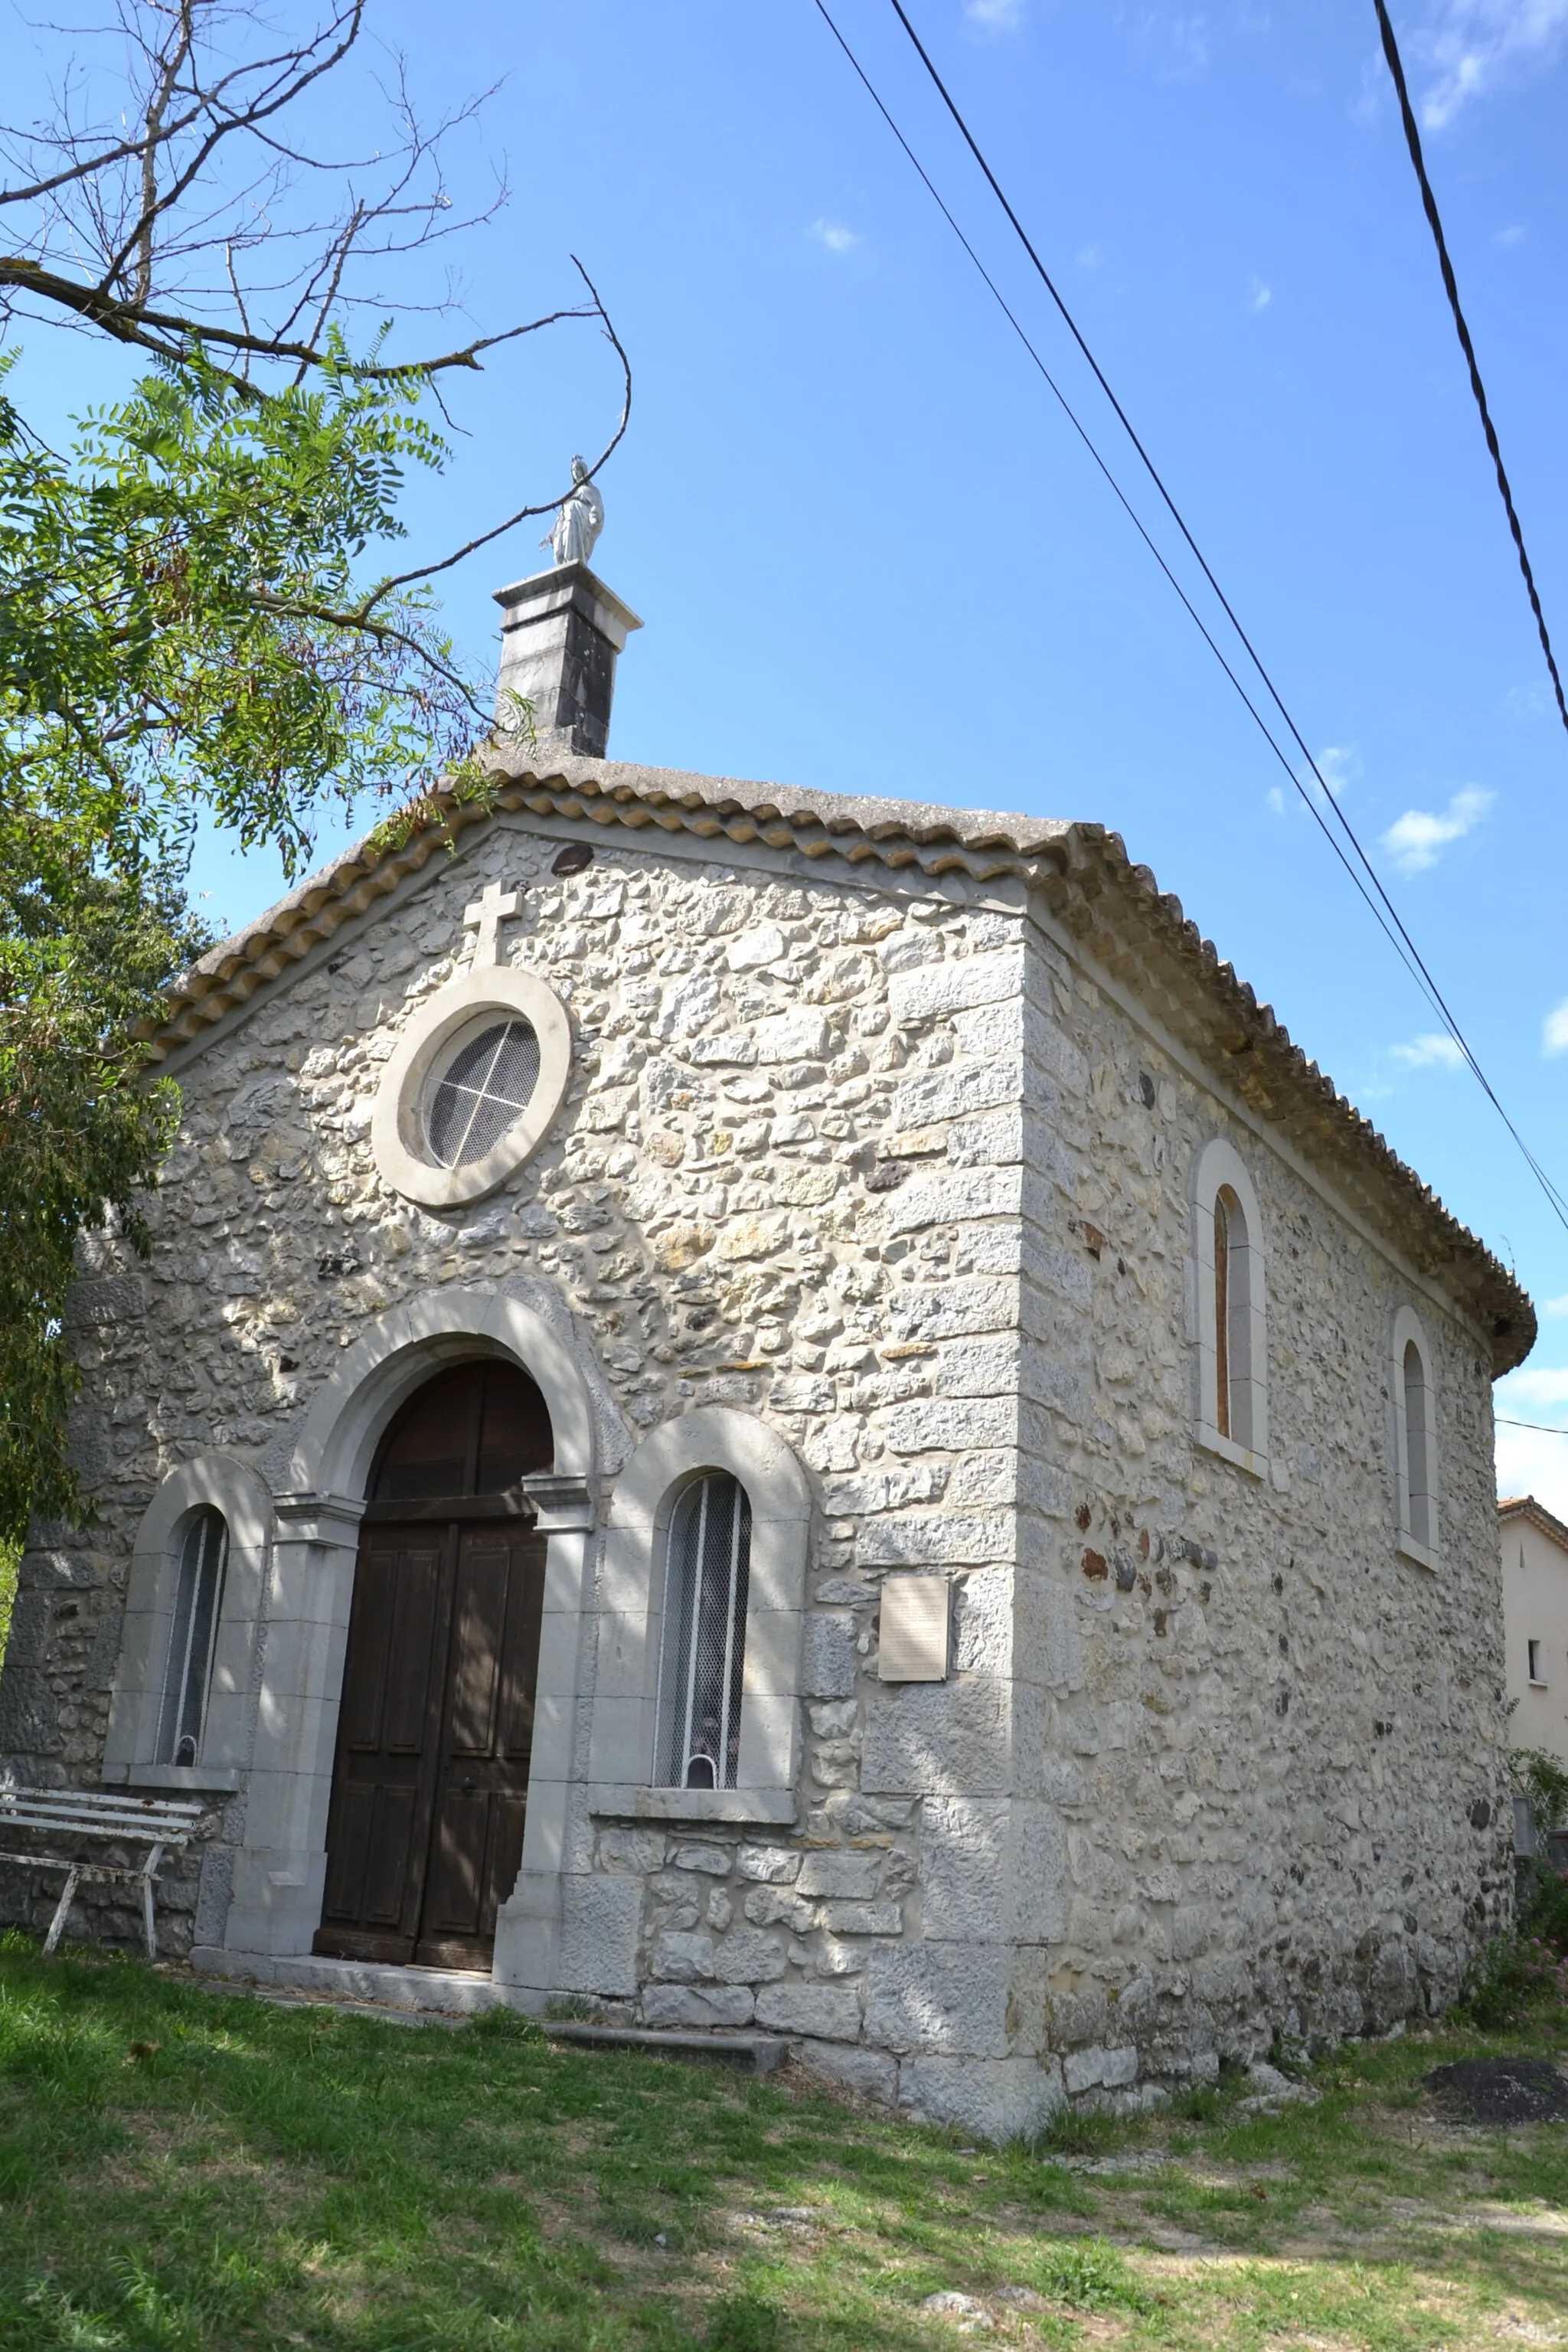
xmin=606 ymin=1406 xmax=812 ymax=1540
xmin=1191 ymin=1134 xmax=1269 ymax=1476
xmin=278 ymin=1282 xmax=598 ymax=1504
xmin=103 ymin=1453 xmax=274 ymax=1792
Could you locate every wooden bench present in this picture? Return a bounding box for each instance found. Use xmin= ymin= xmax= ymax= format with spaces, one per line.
xmin=0 ymin=1788 xmax=205 ymax=1958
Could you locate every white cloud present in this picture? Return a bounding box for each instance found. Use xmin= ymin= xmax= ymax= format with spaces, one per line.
xmin=1495 ymin=222 xmax=1527 ymax=245
xmin=1390 ymin=1033 xmax=1465 ymax=1070
xmin=1496 ymin=1412 xmax=1568 ymax=1520
xmin=1124 ymin=7 xmax=1212 ymax=77
xmin=1380 ymin=785 xmax=1494 ymax=873
xmin=812 ymin=220 xmax=859 ymax=255
xmin=965 ymin=0 xmax=1024 ymax=26
xmin=1543 ymin=999 xmax=1568 ymax=1057
xmin=1315 ymin=743 xmax=1357 ymax=801
xmin=1267 ymin=745 xmax=1357 ymax=820
xmin=1501 ymin=1367 xmax=1568 ymax=1405
xmin=1543 ymin=1294 xmax=1568 ymax=1315
xmin=1076 ymin=243 xmax=1103 ymax=269
xmin=1164 ymin=13 xmax=1211 ymax=74
xmin=1416 ymin=0 xmax=1568 ymax=128
xmin=1250 ymin=276 xmax=1272 ymax=310
xmin=1495 ymin=1364 xmax=1568 ymax=1519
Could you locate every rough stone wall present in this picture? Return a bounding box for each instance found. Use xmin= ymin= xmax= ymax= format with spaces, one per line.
xmin=1007 ymin=946 xmax=1512 ymax=2100
xmin=0 ymin=808 xmax=1511 ymax=2129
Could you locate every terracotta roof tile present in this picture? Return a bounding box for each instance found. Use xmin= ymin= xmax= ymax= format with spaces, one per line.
xmin=143 ymin=751 xmax=1535 ymax=1373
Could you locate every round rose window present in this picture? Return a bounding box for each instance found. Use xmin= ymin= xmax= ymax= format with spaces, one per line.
xmin=426 ymin=1018 xmax=542 ymax=1168
xmin=371 ymin=964 xmax=573 ymax=1209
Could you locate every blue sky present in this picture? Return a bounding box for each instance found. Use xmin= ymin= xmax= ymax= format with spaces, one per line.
xmin=12 ymin=0 xmax=1568 ymax=1504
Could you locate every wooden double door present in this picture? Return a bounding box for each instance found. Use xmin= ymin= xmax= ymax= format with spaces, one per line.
xmin=315 ymin=1362 xmax=552 ymax=1971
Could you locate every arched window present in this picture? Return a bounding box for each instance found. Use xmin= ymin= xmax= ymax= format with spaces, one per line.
xmin=1192 ymin=1138 xmax=1269 ymax=1472
xmin=1403 ymin=1342 xmax=1431 ymax=1546
xmin=654 ymin=1473 xmax=753 ymax=1789
xmin=1213 ymin=1184 xmax=1256 ymax=1446
xmin=157 ymin=1509 xmax=228 ymax=1766
xmin=588 ymin=1407 xmax=810 ymax=1812
xmin=1393 ymin=1307 xmax=1439 ymax=1563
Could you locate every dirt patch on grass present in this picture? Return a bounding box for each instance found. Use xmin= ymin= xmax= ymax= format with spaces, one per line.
xmin=1427 ymin=2060 xmax=1568 ymax=2126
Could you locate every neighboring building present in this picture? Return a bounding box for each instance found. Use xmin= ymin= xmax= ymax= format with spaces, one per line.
xmin=1501 ymin=1494 xmax=1568 ymax=1767
xmin=0 ymin=555 xmax=1535 ymax=2138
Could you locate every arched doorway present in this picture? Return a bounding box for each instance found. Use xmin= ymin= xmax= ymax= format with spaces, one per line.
xmin=314 ymin=1358 xmax=553 ymax=1970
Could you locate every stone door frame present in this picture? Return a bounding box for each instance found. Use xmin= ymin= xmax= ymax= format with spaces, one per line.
xmin=216 ymin=1282 xmax=599 ymax=1973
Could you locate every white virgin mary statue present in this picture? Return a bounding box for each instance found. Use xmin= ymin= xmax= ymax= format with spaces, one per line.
xmin=544 ymin=456 xmax=605 ymax=569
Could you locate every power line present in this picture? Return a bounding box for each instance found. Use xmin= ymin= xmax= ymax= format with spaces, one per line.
xmin=877 ymin=0 xmax=1530 ymax=1131
xmin=1498 ymin=1418 xmax=1568 ymax=1437
xmin=810 ymin=0 xmax=1568 ymax=1243
xmin=1371 ymin=0 xmax=1568 ymax=743
xmin=818 ymin=7 xmax=1466 ymax=1039
xmin=809 ymin=4 xmax=1455 ymax=1043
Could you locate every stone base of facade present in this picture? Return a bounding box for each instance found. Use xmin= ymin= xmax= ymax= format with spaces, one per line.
xmin=188 ymin=1945 xmax=534 ymax=2017
xmin=50 ymin=1922 xmax=1477 ymax=2145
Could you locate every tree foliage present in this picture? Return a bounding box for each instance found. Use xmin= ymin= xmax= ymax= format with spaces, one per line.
xmin=0 ymin=0 xmax=629 ymax=1542
xmin=2 ymin=350 xmax=479 ymax=867
xmin=1514 ymin=1746 xmax=1568 ymax=1835
xmin=0 ymin=851 xmax=208 ymax=1537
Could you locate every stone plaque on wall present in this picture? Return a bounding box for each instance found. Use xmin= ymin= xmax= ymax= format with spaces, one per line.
xmin=878 ymin=1576 xmax=949 ymax=1682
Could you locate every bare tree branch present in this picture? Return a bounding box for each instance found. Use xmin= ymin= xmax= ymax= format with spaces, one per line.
xmin=364 ymin=256 xmax=633 ymax=607
xmin=0 ymin=0 xmax=537 ymax=383
xmin=2 ymin=2 xmax=371 ymax=290
xmin=2 ymin=0 xmax=634 ymax=776
xmin=0 ymin=254 xmax=599 ymax=390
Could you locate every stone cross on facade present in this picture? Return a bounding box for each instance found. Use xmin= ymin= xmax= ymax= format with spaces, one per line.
xmin=463 ymin=880 xmax=520 ymax=966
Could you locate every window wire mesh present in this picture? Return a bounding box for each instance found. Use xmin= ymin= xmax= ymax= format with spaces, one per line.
xmin=1403 ymin=1341 xmax=1432 ymax=1546
xmin=427 ymin=1020 xmax=541 ymax=1168
xmin=157 ymin=1509 xmax=228 ymax=1766
xmin=655 ymin=1475 xmax=752 ymax=1789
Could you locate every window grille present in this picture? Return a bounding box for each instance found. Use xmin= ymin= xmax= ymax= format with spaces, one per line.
xmin=655 ymin=1474 xmax=751 ymax=1788
xmin=427 ymin=1019 xmax=541 ymax=1168
xmin=157 ymin=1509 xmax=228 ymax=1766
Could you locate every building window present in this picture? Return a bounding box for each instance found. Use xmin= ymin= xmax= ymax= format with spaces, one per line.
xmin=156 ymin=1509 xmax=228 ymax=1766
xmin=1528 ymin=1639 xmax=1547 ymax=1686
xmin=654 ymin=1473 xmax=752 ymax=1789
xmin=1213 ymin=1185 xmax=1256 ymax=1446
xmin=426 ymin=1018 xmax=541 ymax=1168
xmin=1403 ymin=1341 xmax=1432 ymax=1547
xmin=370 ymin=963 xmax=573 ymax=1210
xmin=1192 ymin=1138 xmax=1268 ymax=1470
xmin=1392 ymin=1306 xmax=1439 ymax=1564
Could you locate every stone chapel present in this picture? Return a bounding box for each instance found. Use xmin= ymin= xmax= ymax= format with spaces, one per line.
xmin=0 ymin=550 xmax=1534 ymax=2138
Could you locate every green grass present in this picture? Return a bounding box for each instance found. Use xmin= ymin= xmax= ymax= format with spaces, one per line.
xmin=1 ymin=1939 xmax=1566 ymax=2349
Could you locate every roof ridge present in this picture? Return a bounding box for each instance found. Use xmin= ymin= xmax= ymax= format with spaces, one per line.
xmin=142 ymin=751 xmax=1535 ymax=1374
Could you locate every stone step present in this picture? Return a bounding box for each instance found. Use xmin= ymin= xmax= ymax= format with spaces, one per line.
xmin=543 ymin=2020 xmax=788 ymax=2073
